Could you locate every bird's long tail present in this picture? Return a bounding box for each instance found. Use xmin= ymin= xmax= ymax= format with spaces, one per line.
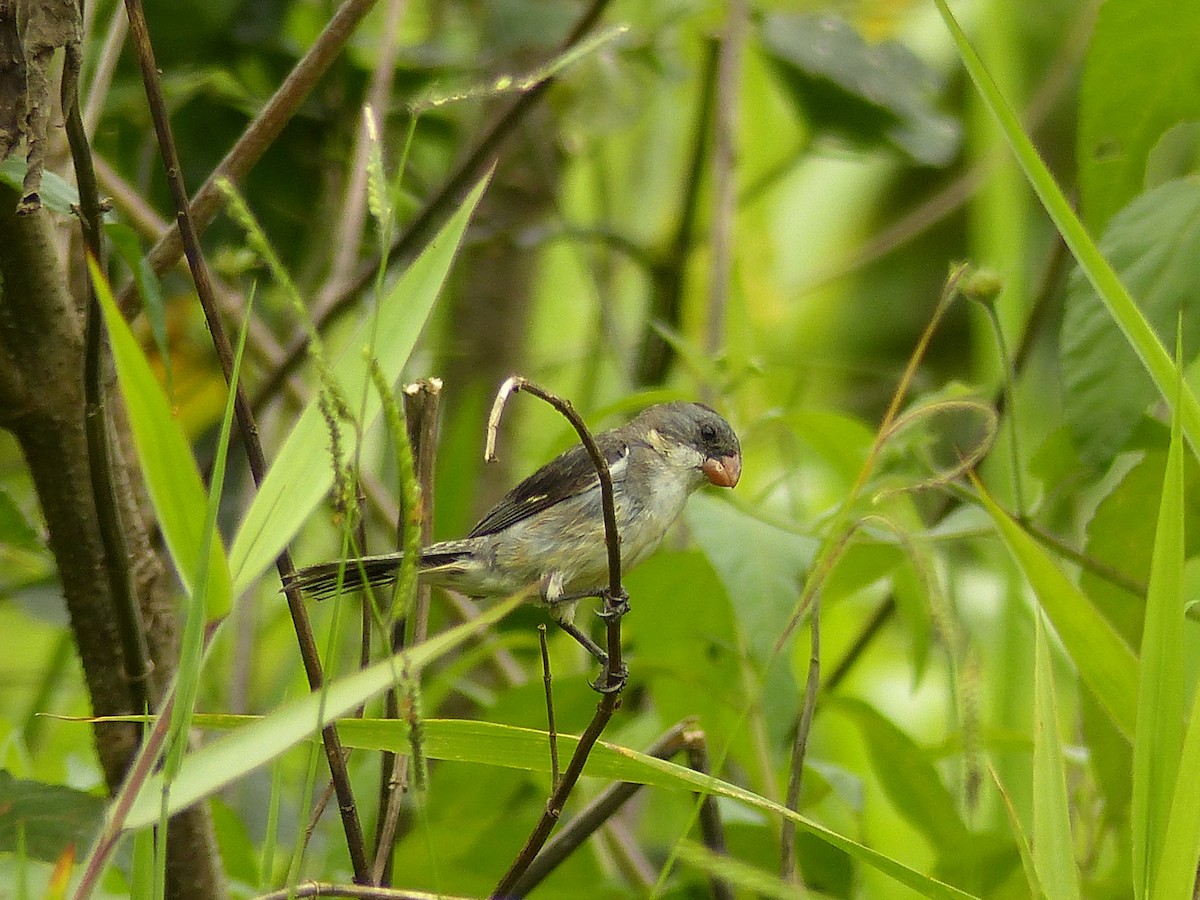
xmin=282 ymin=550 xmax=466 ymax=601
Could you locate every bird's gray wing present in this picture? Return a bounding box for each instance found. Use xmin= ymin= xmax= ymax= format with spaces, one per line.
xmin=467 ymin=433 xmax=632 ymax=538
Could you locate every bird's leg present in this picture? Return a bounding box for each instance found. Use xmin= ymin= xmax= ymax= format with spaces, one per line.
xmin=555 ymin=620 xmax=608 ymax=667
xmin=542 ymin=574 xmax=629 ymax=693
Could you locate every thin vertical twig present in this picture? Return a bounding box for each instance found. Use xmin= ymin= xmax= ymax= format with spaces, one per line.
xmin=685 ymin=734 xmax=734 ymax=900
xmin=372 ymin=379 xmax=441 ymax=884
xmin=538 ymin=625 xmax=561 ymax=792
xmin=781 ymin=595 xmax=820 ymax=883
xmin=61 ymin=30 xmax=151 ymax=718
xmin=113 ymin=0 xmax=382 ymax=318
xmin=253 ymin=0 xmax=615 ymax=410
xmin=634 ymin=40 xmax=719 ymax=386
xmin=488 ymin=377 xmax=627 ymax=898
xmin=324 ymin=0 xmax=409 ymax=297
xmin=705 ymin=0 xmax=747 ymax=366
xmin=120 ymin=0 xmax=371 ymax=880
xmin=506 ymin=721 xmax=731 ymax=897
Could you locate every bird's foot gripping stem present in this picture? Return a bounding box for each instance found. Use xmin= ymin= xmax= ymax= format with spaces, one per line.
xmin=595 ymin=587 xmax=630 ymax=621
xmin=590 ymin=661 xmax=628 ymax=694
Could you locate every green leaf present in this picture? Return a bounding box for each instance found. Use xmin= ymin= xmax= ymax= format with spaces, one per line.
xmin=1133 ymin=370 xmax=1186 ymax=899
xmin=0 ymin=158 xmax=81 ymax=215
xmin=761 ymin=12 xmax=960 ymax=166
xmin=975 ymin=481 xmax=1138 ymax=740
xmin=1032 ymin=613 xmax=1081 ymax=900
xmin=830 ymin=698 xmax=970 ymax=850
xmin=1061 ymin=179 xmax=1200 ymax=468
xmin=685 ymin=493 xmax=817 ymax=661
xmin=121 ymin=594 xmax=523 ymax=829
xmin=934 ymin=0 xmax=1200 ymax=465
xmin=104 ymin=223 xmax=170 ymax=398
xmin=0 ymin=771 xmax=104 ymax=862
xmin=93 ymin=261 xmax=232 ymax=616
xmin=229 ymin=174 xmax=490 ymax=595
xmin=1077 ymin=0 xmax=1200 ymax=231
xmin=180 ymin=712 xmax=977 ymax=899
xmin=1154 ymin=641 xmax=1200 ymax=898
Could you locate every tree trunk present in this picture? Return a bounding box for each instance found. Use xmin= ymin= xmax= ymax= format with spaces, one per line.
xmin=0 ymin=186 xmax=226 ymax=900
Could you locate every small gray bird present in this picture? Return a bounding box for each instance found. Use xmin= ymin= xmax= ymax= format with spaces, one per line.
xmin=285 ymin=401 xmax=741 ymax=671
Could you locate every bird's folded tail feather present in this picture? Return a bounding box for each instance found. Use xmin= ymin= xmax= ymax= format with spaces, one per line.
xmin=282 ymin=549 xmax=467 ymax=601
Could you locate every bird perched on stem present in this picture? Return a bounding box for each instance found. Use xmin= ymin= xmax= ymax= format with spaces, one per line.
xmin=285 ymin=401 xmax=741 ymax=669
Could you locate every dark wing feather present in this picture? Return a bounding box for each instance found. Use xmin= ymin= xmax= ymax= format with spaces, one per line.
xmin=468 ymin=432 xmax=630 ymax=538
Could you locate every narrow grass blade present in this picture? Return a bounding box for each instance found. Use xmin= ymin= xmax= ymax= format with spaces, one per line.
xmin=1132 ymin=364 xmax=1186 ymax=899
xmin=976 ymin=479 xmax=1137 ymax=740
xmin=228 ymin=174 xmax=490 ymax=595
xmin=1032 ymin=612 xmax=1081 ymax=900
xmin=92 ymin=260 xmax=231 ymax=616
xmin=169 ymin=714 xmax=976 ymax=899
xmin=120 ymin=594 xmax=523 ymax=829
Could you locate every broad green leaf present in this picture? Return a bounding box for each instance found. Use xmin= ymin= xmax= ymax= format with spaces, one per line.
xmin=976 ymin=482 xmax=1138 ymax=740
xmin=761 ymin=12 xmax=960 ymax=166
xmin=121 ymin=594 xmax=523 ymax=829
xmin=934 ymin=0 xmax=1200 ymax=463
xmin=177 ymin=714 xmax=977 ymax=899
xmin=1135 ymin=377 xmax=1186 ymax=898
xmin=1061 ymin=179 xmax=1200 ymax=468
xmin=829 ymin=698 xmax=970 ymax=849
xmin=94 ymin=262 xmax=232 ymax=615
xmin=1032 ymin=613 xmax=1081 ymax=900
xmin=1077 ymin=0 xmax=1200 ymax=231
xmin=686 ymin=493 xmax=817 ymax=661
xmin=229 ymin=174 xmax=490 ymax=595
xmin=0 ymin=771 xmax=104 ymax=862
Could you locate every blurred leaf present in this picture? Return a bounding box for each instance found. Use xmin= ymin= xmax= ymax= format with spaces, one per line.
xmin=1077 ymin=0 xmax=1200 ymax=231
xmin=229 ymin=173 xmax=489 ymax=595
xmin=935 ymin=0 xmax=1200 ymax=464
xmin=0 ymin=771 xmax=103 ymax=862
xmin=830 ymin=697 xmax=970 ymax=849
xmin=761 ymin=12 xmax=960 ymax=166
xmin=0 ymin=159 xmax=80 ymax=215
xmin=686 ymin=493 xmax=817 ymax=661
xmin=1061 ymin=179 xmax=1200 ymax=469
xmin=1132 ymin=369 xmax=1186 ymax=900
xmin=121 ymin=594 xmax=523 ymax=829
xmin=976 ymin=481 xmax=1138 ymax=740
xmin=104 ymin=223 xmax=170 ymax=397
xmin=0 ymin=488 xmax=39 ymax=549
xmin=94 ymin=261 xmax=232 ymax=616
xmin=675 ymin=839 xmax=803 ymax=900
xmin=1032 ymin=612 xmax=1082 ymax=900
xmin=626 ymin=552 xmax=750 ymax=756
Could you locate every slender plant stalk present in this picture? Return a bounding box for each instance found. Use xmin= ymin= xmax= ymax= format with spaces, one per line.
xmin=488 ymin=378 xmax=627 ymax=897
xmin=120 ymin=0 xmax=371 ymax=879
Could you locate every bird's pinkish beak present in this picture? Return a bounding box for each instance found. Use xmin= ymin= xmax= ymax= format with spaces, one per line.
xmin=702 ymin=453 xmax=741 ymax=488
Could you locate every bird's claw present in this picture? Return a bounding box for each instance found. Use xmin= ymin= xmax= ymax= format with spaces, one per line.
xmin=595 ymin=588 xmax=630 ymax=621
xmin=590 ymin=662 xmax=628 ymax=694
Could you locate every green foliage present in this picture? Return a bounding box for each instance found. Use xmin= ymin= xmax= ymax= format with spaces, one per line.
xmin=7 ymin=1 xmax=1200 ymax=898
xmin=1077 ymin=0 xmax=1200 ymax=231
xmin=1061 ymin=179 xmax=1200 ymax=469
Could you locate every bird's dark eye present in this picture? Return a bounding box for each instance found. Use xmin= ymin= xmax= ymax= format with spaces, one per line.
xmin=700 ymin=422 xmax=717 ymax=443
